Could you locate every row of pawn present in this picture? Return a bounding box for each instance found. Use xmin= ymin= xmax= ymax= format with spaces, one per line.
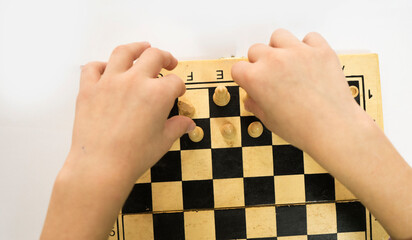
xmin=178 ymin=86 xmax=263 ymax=143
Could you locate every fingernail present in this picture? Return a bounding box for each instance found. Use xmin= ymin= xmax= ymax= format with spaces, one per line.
xmin=186 ymin=122 xmax=196 ymax=133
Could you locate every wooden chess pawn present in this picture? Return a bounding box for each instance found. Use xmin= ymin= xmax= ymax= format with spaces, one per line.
xmin=349 ymin=85 xmax=359 ymax=98
xmin=248 ymin=121 xmax=263 ymax=138
xmin=178 ymin=98 xmax=195 ymax=118
xmin=213 ymin=86 xmax=230 ymax=106
xmin=220 ymin=122 xmax=236 ymax=140
xmin=188 ymin=126 xmax=204 ymax=142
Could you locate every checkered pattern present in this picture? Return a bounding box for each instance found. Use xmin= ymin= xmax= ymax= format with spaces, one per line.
xmin=105 ymin=55 xmax=389 ymax=240
xmin=120 ymin=81 xmax=370 ymax=240
xmin=122 ymin=202 xmax=367 ymax=240
xmin=123 ymin=85 xmax=358 ymax=215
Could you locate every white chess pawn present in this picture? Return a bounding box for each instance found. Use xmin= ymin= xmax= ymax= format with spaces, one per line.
xmin=349 ymin=85 xmax=359 ymax=98
xmin=178 ymin=99 xmax=195 ymax=118
xmin=248 ymin=121 xmax=263 ymax=138
xmin=213 ymin=86 xmax=231 ymax=106
xmin=220 ymin=122 xmax=236 ymax=140
xmin=188 ymin=126 xmax=204 ymax=142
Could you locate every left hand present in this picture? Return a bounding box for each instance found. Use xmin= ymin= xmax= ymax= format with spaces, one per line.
xmin=68 ymin=42 xmax=195 ymax=182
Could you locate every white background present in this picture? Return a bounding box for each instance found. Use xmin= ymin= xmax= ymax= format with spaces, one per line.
xmin=1 ymin=0 xmax=411 ymax=239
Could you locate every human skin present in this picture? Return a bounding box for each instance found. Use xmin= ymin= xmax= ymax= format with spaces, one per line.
xmin=41 ymin=31 xmax=412 ymax=240
xmin=232 ymin=29 xmax=412 ymax=240
xmin=40 ymin=42 xmax=195 ymax=240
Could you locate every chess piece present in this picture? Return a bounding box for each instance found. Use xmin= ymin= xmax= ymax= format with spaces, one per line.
xmin=220 ymin=122 xmax=236 ymax=139
xmin=178 ymin=99 xmax=195 ymax=118
xmin=188 ymin=126 xmax=204 ymax=142
xmin=349 ymin=85 xmax=359 ymax=98
xmin=213 ymin=86 xmax=230 ymax=106
xmin=248 ymin=121 xmax=263 ymax=138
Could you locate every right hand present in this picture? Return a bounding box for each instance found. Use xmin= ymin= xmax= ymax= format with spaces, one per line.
xmin=232 ymin=29 xmax=369 ymax=152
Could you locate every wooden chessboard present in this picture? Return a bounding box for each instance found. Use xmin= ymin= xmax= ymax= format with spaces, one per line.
xmin=108 ymin=54 xmax=389 ymax=240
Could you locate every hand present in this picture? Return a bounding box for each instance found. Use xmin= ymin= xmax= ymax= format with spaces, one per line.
xmin=41 ymin=43 xmax=195 ymax=240
xmin=232 ymin=29 xmax=365 ymax=153
xmin=69 ymin=42 xmax=195 ymax=182
xmin=232 ymin=30 xmax=412 ymax=239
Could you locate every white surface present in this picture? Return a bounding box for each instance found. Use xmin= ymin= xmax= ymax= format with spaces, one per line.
xmin=1 ymin=0 xmax=411 ymax=239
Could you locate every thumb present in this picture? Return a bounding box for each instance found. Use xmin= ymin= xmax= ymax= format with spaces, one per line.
xmin=164 ymin=115 xmax=196 ymax=142
xmin=244 ymin=94 xmax=265 ymax=120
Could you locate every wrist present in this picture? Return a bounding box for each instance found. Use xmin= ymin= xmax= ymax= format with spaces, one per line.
xmin=304 ymin=105 xmax=377 ymax=161
xmin=67 ymin=141 xmax=152 ymax=182
xmin=300 ymin=109 xmax=380 ymax=187
xmin=59 ymin=150 xmax=136 ymax=195
xmin=305 ymin=108 xmax=412 ymax=239
xmin=42 ymin=153 xmax=132 ymax=240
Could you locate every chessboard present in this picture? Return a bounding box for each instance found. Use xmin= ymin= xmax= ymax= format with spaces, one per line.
xmin=108 ymin=54 xmax=389 ymax=240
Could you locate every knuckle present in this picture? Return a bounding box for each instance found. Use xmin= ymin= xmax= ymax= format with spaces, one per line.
xmin=305 ymin=32 xmax=323 ymax=45
xmin=304 ymin=32 xmax=329 ymax=48
xmin=81 ymin=62 xmax=94 ymax=73
xmin=163 ymin=79 xmax=178 ymax=94
xmin=170 ymin=75 xmax=185 ymax=95
xmin=248 ymin=43 xmax=270 ymax=62
xmin=249 ymin=43 xmax=262 ymax=52
xmin=271 ymin=28 xmax=286 ymax=38
xmin=137 ymin=41 xmax=150 ymax=48
xmin=304 ymin=31 xmax=319 ymax=40
xmin=81 ymin=61 xmax=100 ymax=72
xmin=146 ymin=47 xmax=163 ymax=57
xmin=168 ymin=74 xmax=183 ymax=85
xmin=248 ymin=43 xmax=264 ymax=56
xmin=163 ymin=50 xmax=172 ymax=58
xmin=112 ymin=44 xmax=129 ymax=55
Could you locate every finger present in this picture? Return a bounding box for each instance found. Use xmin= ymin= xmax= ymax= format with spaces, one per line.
xmin=269 ymin=28 xmax=301 ymax=48
xmin=302 ymin=32 xmax=330 ymax=48
xmin=164 ymin=115 xmax=196 ymax=143
xmin=248 ymin=43 xmax=271 ymax=63
xmin=157 ymin=74 xmax=186 ymax=100
xmin=231 ymin=61 xmax=254 ymax=89
xmin=243 ymin=95 xmax=265 ymax=120
xmin=131 ymin=48 xmax=178 ymax=78
xmin=80 ymin=61 xmax=106 ymax=90
xmin=105 ymin=42 xmax=151 ymax=74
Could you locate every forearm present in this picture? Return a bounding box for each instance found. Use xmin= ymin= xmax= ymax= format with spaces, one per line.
xmin=40 ymin=153 xmax=135 ymax=240
xmin=231 ymin=29 xmax=411 ymax=239
xmin=307 ymin=109 xmax=412 ymax=239
xmin=41 ymin=43 xmax=192 ymax=240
